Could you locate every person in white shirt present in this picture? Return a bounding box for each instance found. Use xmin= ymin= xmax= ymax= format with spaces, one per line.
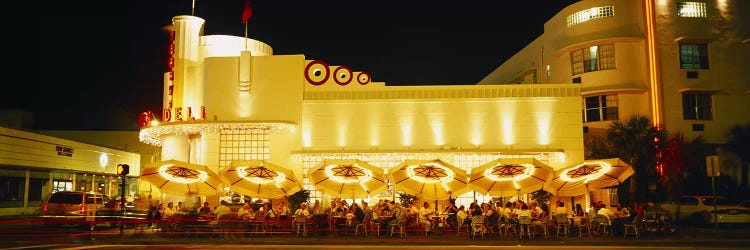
xmin=295 ymin=202 xmax=311 ymax=219
xmin=419 ymin=202 xmax=437 ymax=234
xmin=237 ymin=201 xmax=255 ymax=219
xmin=597 ymin=205 xmax=615 ymax=221
xmin=555 ymin=201 xmax=568 ymax=216
xmin=213 ymin=200 xmax=233 ymax=221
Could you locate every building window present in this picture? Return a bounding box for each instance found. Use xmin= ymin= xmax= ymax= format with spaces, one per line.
xmin=567 ymin=6 xmax=615 ymax=27
xmin=682 ymin=93 xmax=713 ymax=120
xmin=219 ymin=128 xmax=270 ymax=170
xmin=545 ymin=65 xmax=551 ymax=80
xmin=677 ymin=2 xmax=707 ymax=18
xmin=571 ymin=44 xmax=615 ymax=75
xmin=583 ymin=95 xmax=618 ymax=122
xmin=679 ymin=43 xmax=709 ymax=69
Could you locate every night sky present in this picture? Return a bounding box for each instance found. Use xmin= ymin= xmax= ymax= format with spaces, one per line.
xmin=2 ymin=0 xmax=579 ymax=131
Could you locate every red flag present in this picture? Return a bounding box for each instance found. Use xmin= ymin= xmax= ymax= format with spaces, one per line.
xmin=241 ymin=0 xmax=252 ymax=25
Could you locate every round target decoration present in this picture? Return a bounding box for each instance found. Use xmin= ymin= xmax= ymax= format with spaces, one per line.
xmin=333 ymin=66 xmax=353 ymax=85
xmin=304 ymin=60 xmax=330 ymax=86
xmin=356 ymin=72 xmax=371 ymax=85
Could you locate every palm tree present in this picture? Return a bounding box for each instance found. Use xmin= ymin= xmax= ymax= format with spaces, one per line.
xmin=724 ymin=124 xmax=750 ymax=189
xmin=606 ymin=116 xmax=666 ymax=202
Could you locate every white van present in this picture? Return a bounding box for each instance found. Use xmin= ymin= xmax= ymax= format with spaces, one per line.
xmin=41 ymin=191 xmax=107 ymax=227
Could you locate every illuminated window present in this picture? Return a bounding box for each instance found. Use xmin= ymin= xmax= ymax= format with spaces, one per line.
xmin=677 ymin=2 xmax=707 ymax=18
xmin=219 ymin=129 xmax=270 ymax=170
xmin=545 ymin=65 xmax=551 ymax=80
xmin=682 ymin=93 xmax=712 ymax=120
xmin=583 ymin=95 xmax=618 ymax=123
xmin=567 ymin=6 xmax=615 ymax=27
xmin=679 ymin=43 xmax=709 ymax=69
xmin=571 ymin=44 xmax=615 ymax=75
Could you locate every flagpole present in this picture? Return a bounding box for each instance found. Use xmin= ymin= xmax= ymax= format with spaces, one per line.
xmin=244 ymin=23 xmax=248 ymax=51
xmin=191 ymin=0 xmax=195 ymax=15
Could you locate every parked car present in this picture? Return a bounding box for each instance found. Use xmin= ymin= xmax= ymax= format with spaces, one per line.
xmin=660 ymin=195 xmax=750 ymax=225
xmin=41 ymin=191 xmax=107 ymax=228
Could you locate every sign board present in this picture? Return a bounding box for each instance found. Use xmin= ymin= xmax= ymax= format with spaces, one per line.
xmin=706 ymin=155 xmax=720 ymax=177
xmin=85 ymin=204 xmax=97 ymax=222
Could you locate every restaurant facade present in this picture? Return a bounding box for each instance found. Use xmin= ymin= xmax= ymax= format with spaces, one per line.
xmin=137 ymin=14 xmax=595 ymax=209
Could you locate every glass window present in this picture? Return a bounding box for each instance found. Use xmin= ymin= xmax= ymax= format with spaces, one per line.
xmin=545 ymin=64 xmax=551 ymax=80
xmin=682 ymin=93 xmax=713 ymax=120
xmin=219 ymin=128 xmax=270 ymax=171
xmin=571 ymin=44 xmax=615 ymax=75
xmin=567 ymin=6 xmax=615 ymax=27
xmin=583 ymin=95 xmax=619 ymax=123
xmin=680 ymin=43 xmax=709 ymax=69
xmin=677 ymin=2 xmax=707 ymax=18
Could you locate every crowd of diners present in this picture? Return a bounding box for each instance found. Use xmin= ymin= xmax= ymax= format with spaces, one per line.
xmin=134 ymin=194 xmax=653 ymax=237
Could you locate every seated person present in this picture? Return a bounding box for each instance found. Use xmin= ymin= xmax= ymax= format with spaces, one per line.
xmin=237 ymin=201 xmax=255 ymax=220
xmin=210 ymin=200 xmax=234 ymax=224
xmin=198 ymin=202 xmax=214 ymax=218
xmin=294 ymin=202 xmax=311 ymax=220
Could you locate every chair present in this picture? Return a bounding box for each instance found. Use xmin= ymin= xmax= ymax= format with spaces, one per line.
xmin=623 ymin=215 xmax=641 ymax=238
xmin=211 ymin=214 xmax=236 ymax=238
xmin=592 ymin=215 xmax=612 ymax=236
xmin=501 ymin=215 xmax=518 ymax=238
xmin=518 ymin=216 xmax=532 ymax=239
xmin=470 ymin=215 xmax=485 ymax=239
xmin=554 ymin=214 xmax=570 ymax=238
xmin=294 ymin=216 xmax=309 ymax=237
xmin=456 ymin=217 xmax=471 ymax=237
xmin=354 ymin=212 xmax=371 ymax=237
xmin=389 ymin=221 xmax=406 ymax=238
xmin=576 ymin=216 xmax=592 ymax=237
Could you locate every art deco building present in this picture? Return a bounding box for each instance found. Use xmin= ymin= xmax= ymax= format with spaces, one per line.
xmin=138 ymin=14 xmax=587 ymax=206
xmin=479 ymin=0 xmax=749 ymax=181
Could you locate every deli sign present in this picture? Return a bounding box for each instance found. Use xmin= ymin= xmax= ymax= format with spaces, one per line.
xmin=56 ymin=145 xmax=74 ymax=157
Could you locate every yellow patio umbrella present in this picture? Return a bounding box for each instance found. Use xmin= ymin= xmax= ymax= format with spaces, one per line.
xmin=140 ymin=159 xmax=221 ymax=196
xmin=544 ymin=158 xmax=635 ymax=197
xmin=388 ymin=159 xmax=469 ymax=200
xmin=309 ymin=159 xmax=388 ymax=199
xmin=219 ymin=160 xmax=302 ymax=199
xmin=469 ymin=158 xmax=554 ymax=197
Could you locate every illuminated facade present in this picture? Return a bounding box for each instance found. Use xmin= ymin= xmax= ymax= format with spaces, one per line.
xmin=479 ymin=0 xmax=749 ymax=145
xmin=139 ymin=15 xmax=585 ymax=205
xmin=480 ymin=0 xmax=750 ymax=196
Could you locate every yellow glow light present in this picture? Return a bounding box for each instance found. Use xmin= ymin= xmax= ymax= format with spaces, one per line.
xmin=559 ymin=161 xmax=612 ymax=183
xmin=302 ymin=128 xmax=312 ymax=148
xmin=431 ymin=120 xmax=444 ymax=146
xmin=158 ymin=164 xmax=208 ymax=184
xmin=645 ymin=0 xmax=663 ymax=126
xmin=324 ymin=164 xmax=373 ymax=183
xmin=406 ymin=163 xmax=454 ymax=184
xmin=401 ymin=122 xmax=412 ymax=146
xmin=502 ymin=112 xmax=514 ymax=145
xmin=536 ymin=111 xmax=551 ymax=145
xmin=150 ymin=120 xmax=160 ymax=126
xmin=99 ymin=154 xmax=108 ymax=168
xmin=337 ymin=127 xmax=347 ymax=147
xmin=237 ymin=166 xmax=286 ymax=185
xmin=483 ymin=164 xmax=535 ymax=182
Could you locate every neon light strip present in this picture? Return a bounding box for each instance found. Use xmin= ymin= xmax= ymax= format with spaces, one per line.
xmin=645 ymin=0 xmax=662 ymax=126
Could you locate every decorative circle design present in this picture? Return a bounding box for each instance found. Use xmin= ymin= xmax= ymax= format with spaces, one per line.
xmin=333 ymin=66 xmax=353 ymax=85
xmin=304 ymin=60 xmax=330 ymax=85
xmin=559 ymin=161 xmax=612 ymax=182
xmin=484 ymin=164 xmax=534 ymax=182
xmin=238 ymin=165 xmax=285 ymax=184
xmin=356 ymin=72 xmax=371 ymax=85
xmin=325 ymin=164 xmax=372 ymax=183
xmin=158 ymin=164 xmax=208 ymax=184
xmin=406 ymin=162 xmax=454 ymax=184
